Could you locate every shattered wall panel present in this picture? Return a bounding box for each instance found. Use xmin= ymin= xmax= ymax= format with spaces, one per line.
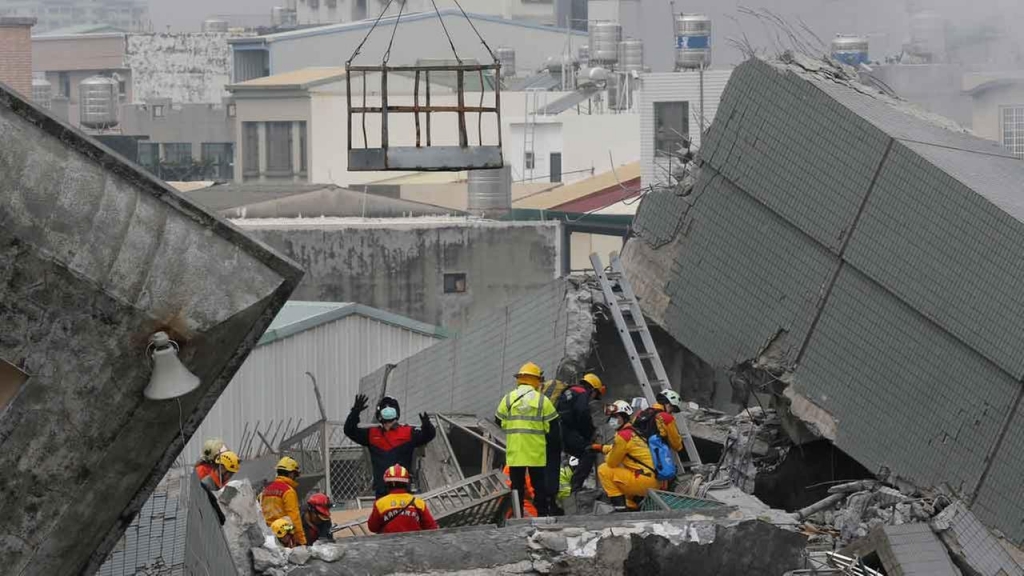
xmin=360 ymin=278 xmax=594 ymax=420
xmin=699 ymin=58 xmax=890 ymax=252
xmin=632 ymin=185 xmax=691 ymax=248
xmin=846 ymin=142 xmax=1024 ymax=378
xmin=796 ymin=265 xmax=1018 ymax=492
xmin=658 ymin=169 xmax=837 ymax=368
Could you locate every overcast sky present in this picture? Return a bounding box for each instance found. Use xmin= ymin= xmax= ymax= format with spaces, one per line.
xmin=148 ymin=0 xmax=1024 ymax=66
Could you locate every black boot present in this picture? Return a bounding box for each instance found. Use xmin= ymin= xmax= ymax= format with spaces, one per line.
xmin=609 ymin=496 xmax=627 ymax=511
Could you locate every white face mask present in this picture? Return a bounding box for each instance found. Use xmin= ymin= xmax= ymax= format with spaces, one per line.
xmin=607 ymin=417 xmax=621 ymax=428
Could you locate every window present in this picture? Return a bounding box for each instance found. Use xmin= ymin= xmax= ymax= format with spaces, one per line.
xmin=266 ymin=121 xmax=293 ymax=174
xmin=202 ymin=143 xmax=234 ymax=180
xmin=353 ymin=0 xmax=367 ymax=20
xmin=118 ymin=80 xmax=126 ymax=99
xmin=0 ymin=357 xmax=30 ymax=411
xmin=58 ymin=72 xmax=70 ymax=97
xmin=137 ymin=142 xmax=160 ymax=170
xmin=549 ymin=152 xmax=562 ymax=183
xmin=654 ymin=101 xmax=689 ymax=158
xmin=1001 ymin=106 xmax=1024 ymax=157
xmin=298 ymin=122 xmax=307 ymax=175
xmin=163 ymin=143 xmax=192 ymax=165
xmin=152 ymin=104 xmax=164 ymax=118
xmin=524 ymin=151 xmax=535 ymax=170
xmin=227 ymin=103 xmax=236 ymax=118
xmin=243 ymin=122 xmax=260 ymax=178
xmin=444 ymin=273 xmax=467 ymax=293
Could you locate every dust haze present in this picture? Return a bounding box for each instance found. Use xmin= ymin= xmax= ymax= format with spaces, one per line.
xmin=149 ymin=0 xmax=1024 ymax=67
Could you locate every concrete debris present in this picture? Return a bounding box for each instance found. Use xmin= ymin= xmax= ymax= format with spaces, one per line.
xmin=309 ymin=541 xmax=345 ymax=563
xmin=931 ymin=500 xmax=1024 ymax=576
xmin=287 ymin=547 xmax=311 ymax=565
xmin=251 ymin=547 xmax=287 ymax=572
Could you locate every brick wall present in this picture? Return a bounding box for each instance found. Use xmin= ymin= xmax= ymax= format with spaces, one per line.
xmin=0 ymin=18 xmax=35 ymax=97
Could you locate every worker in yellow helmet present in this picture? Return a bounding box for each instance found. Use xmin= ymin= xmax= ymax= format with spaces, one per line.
xmin=271 ymin=517 xmax=300 ymax=548
xmin=260 ymin=456 xmax=306 ymax=546
xmin=495 ymin=361 xmax=560 ymax=517
xmin=199 ymin=450 xmax=240 ymax=492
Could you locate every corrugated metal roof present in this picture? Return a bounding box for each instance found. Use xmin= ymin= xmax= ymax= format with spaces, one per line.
xmin=260 ymin=301 xmax=448 ymax=346
xmin=514 ymin=162 xmax=641 ymax=210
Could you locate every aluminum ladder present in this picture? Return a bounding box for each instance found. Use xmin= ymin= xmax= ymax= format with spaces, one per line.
xmin=590 ymin=252 xmax=702 ymax=467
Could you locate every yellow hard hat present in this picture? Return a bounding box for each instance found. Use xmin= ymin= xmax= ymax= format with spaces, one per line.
xmin=216 ymin=451 xmax=240 ymax=473
xmin=515 ymin=362 xmax=544 ymax=384
xmin=276 ymin=456 xmax=300 ymax=473
xmin=581 ymin=373 xmax=605 ymax=397
xmin=271 ymin=517 xmax=295 ymax=539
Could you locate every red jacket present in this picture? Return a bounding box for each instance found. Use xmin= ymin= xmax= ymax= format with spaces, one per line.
xmin=366 ymin=490 xmax=438 ymax=534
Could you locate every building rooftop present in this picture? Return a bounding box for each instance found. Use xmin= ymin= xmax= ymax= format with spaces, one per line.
xmin=33 ymin=23 xmax=126 ymax=36
xmin=227 ymin=66 xmax=346 ymax=91
xmin=260 ymin=301 xmax=448 ymax=344
xmin=513 ymin=162 xmax=641 ymax=210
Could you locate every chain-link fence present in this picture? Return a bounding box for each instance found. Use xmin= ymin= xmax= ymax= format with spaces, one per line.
xmin=325 ymin=423 xmax=374 ymax=501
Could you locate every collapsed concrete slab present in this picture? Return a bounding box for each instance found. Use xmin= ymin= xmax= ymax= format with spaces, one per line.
xmin=624 ymin=55 xmax=1024 ymax=543
xmin=0 ymin=82 xmax=302 ymax=575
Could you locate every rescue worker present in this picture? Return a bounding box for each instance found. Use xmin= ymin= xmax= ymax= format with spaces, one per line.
xmin=594 ymin=400 xmax=661 ymax=511
xmin=503 ymin=465 xmax=538 ymax=518
xmin=555 ymin=457 xmax=576 ymax=509
xmin=555 ymin=373 xmax=606 ymax=492
xmin=345 ymin=394 xmax=436 ymax=497
xmin=199 ymin=450 xmax=240 ymax=492
xmin=260 ymin=456 xmax=307 ymax=546
xmin=495 ymin=362 xmax=559 ymax=517
xmin=367 ymin=465 xmax=439 ymax=534
xmin=271 ymin=517 xmax=300 ymax=549
xmin=631 ymin=389 xmax=686 ymax=459
xmin=302 ymin=493 xmax=333 ymax=543
xmin=194 ymin=437 xmax=228 ymax=483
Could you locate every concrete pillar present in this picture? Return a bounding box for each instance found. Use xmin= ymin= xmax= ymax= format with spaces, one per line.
xmin=0 ymin=17 xmax=35 ymax=97
xmin=291 ymin=121 xmax=302 ymax=181
xmin=257 ymin=122 xmax=267 ymax=182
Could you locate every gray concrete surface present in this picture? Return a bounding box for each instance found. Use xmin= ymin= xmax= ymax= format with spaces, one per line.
xmin=0 ymin=82 xmax=302 ymax=575
xmin=239 ymin=219 xmax=562 ymax=330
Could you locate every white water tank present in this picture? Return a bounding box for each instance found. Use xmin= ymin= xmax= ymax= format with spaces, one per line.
xmin=675 ymin=14 xmax=711 ymax=70
xmin=468 ymin=166 xmax=512 ymax=215
xmin=202 ymin=19 xmax=229 ymax=33
xmin=32 ymin=76 xmax=52 ymax=110
xmin=589 ymin=22 xmax=622 ymax=66
xmin=618 ymin=39 xmax=643 ymax=73
xmin=496 ymin=47 xmax=516 ymax=78
xmin=831 ymin=35 xmax=869 ymax=66
xmin=79 ymin=76 xmax=119 ymax=129
xmin=578 ymin=45 xmax=589 ymax=67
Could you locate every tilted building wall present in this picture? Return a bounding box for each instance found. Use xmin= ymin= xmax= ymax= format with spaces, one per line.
xmin=624 ymin=56 xmax=1024 ymax=542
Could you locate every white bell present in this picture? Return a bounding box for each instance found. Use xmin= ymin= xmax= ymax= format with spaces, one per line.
xmin=144 ymin=331 xmax=200 ymax=401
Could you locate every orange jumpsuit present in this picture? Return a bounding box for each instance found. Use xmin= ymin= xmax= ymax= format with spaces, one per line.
xmin=597 ymin=424 xmax=662 ymax=509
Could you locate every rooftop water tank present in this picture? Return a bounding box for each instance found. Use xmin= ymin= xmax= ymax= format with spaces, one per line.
xmin=578 ymin=45 xmax=589 ymax=67
xmin=495 ymin=47 xmax=516 ymax=78
xmin=909 ymin=11 xmax=946 ymax=61
xmin=468 ymin=165 xmax=512 ymax=215
xmin=79 ymin=75 xmax=119 ymax=129
xmin=618 ymin=39 xmax=643 ymax=73
xmin=831 ymin=34 xmax=869 ymax=66
xmin=675 ymin=14 xmax=711 ymax=70
xmin=589 ymin=22 xmax=622 ymax=66
xmin=271 ymin=6 xmax=296 ymax=27
xmin=32 ymin=76 xmax=52 ymax=110
xmin=202 ymin=19 xmax=229 ymax=33
xmin=545 ymin=55 xmax=577 ymax=75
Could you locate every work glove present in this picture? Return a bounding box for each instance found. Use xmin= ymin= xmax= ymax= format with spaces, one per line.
xmin=419 ymin=412 xmax=431 ymax=426
xmin=589 ymin=443 xmax=605 ymax=453
xmin=352 ymin=394 xmax=369 ymax=413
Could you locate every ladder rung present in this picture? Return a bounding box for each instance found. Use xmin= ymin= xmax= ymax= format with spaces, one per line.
xmin=637 ymin=352 xmax=655 ymax=361
xmin=625 ymin=324 xmax=644 ymax=333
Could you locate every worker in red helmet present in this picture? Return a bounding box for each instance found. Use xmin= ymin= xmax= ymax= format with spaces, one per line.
xmin=367 ymin=465 xmax=438 ymax=534
xmin=302 ymin=492 xmax=334 ymax=543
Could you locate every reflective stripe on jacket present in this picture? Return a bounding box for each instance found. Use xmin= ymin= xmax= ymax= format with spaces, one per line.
xmin=260 ymin=476 xmax=307 ymax=545
xmin=495 ymin=384 xmax=558 ymax=467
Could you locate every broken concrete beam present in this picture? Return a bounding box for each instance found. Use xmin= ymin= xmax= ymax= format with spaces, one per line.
xmin=797 ymin=493 xmax=846 ymax=521
xmin=842 ymin=523 xmax=959 ymax=576
xmin=0 ymin=82 xmax=302 ymax=575
xmin=828 ymin=480 xmax=880 ymax=494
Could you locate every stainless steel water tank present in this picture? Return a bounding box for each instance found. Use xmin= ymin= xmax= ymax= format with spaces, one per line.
xmin=202 ymin=19 xmax=229 ymax=33
xmin=589 ymin=22 xmax=622 ymax=66
xmin=271 ymin=6 xmax=296 ymax=27
xmin=578 ymin=45 xmax=589 ymax=67
xmin=468 ymin=165 xmax=512 ymax=214
xmin=496 ymin=47 xmax=516 ymax=78
xmin=831 ymin=35 xmax=869 ymax=66
xmin=79 ymin=76 xmax=119 ymax=129
xmin=618 ymin=39 xmax=643 ymax=73
xmin=32 ymin=76 xmax=52 ymax=110
xmin=675 ymin=14 xmax=711 ymax=70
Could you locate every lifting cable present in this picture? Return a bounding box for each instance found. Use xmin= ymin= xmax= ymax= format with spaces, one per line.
xmin=428 ymin=0 xmax=461 ymax=62
xmin=345 ymin=0 xmax=395 ymax=66
xmin=382 ymin=0 xmax=406 ymax=65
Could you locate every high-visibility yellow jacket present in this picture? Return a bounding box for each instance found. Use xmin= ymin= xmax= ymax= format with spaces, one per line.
xmin=495 ymin=384 xmax=558 ymax=467
xmin=601 ymin=424 xmax=656 ymax=477
xmin=651 ymin=403 xmax=684 ymax=453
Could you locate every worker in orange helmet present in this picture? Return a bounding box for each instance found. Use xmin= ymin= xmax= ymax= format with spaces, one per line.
xmin=593 ymin=400 xmax=662 ymax=511
xmin=260 ymin=456 xmax=307 ymax=546
xmin=367 ymin=465 xmax=439 ymax=534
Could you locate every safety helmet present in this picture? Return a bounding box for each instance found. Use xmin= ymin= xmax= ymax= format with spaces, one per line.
xmin=276 ymin=456 xmax=300 ymax=474
xmin=515 ymin=362 xmax=544 ymax=387
xmin=568 ymin=456 xmax=580 ymax=468
xmin=377 ymin=396 xmax=401 ymax=422
xmin=271 ymin=517 xmax=295 ymax=539
xmin=307 ymin=492 xmax=332 ymax=517
xmin=658 ymin=389 xmax=683 ymax=412
xmin=383 ymin=464 xmax=411 ymax=485
xmin=216 ymin=451 xmax=240 ymax=473
xmin=606 ymin=400 xmax=634 ymax=418
xmin=201 ymin=438 xmax=226 ymax=463
xmin=581 ymin=373 xmax=606 ymax=398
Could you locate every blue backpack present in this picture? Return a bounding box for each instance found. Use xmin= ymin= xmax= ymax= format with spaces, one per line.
xmin=646 ymin=434 xmax=678 ymax=481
